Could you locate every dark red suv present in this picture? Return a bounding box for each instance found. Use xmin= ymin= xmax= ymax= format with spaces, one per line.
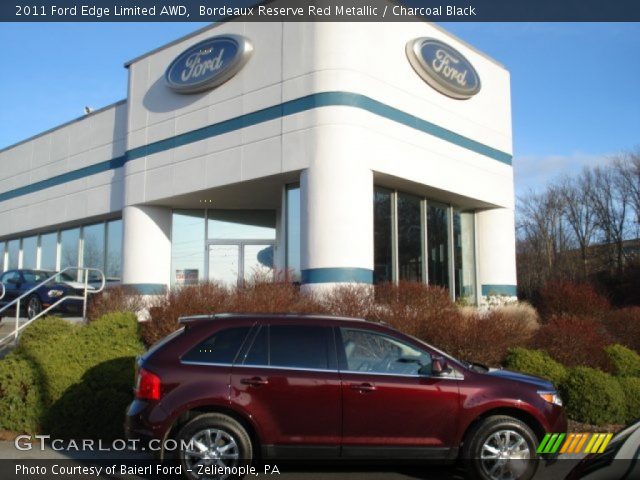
xmin=125 ymin=314 xmax=566 ymax=480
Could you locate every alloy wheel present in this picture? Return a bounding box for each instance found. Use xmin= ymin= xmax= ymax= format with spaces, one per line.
xmin=27 ymin=297 xmax=41 ymax=319
xmin=479 ymin=429 xmax=531 ymax=480
xmin=183 ymin=428 xmax=240 ymax=479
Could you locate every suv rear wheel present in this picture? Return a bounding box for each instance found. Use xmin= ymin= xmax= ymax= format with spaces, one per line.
xmin=462 ymin=415 xmax=539 ymax=480
xmin=177 ymin=413 xmax=253 ymax=480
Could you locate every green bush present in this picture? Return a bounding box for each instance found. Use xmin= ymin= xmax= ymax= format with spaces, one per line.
xmin=559 ymin=367 xmax=627 ymax=425
xmin=605 ymin=344 xmax=640 ymax=377
xmin=0 ymin=313 xmax=144 ymax=438
xmin=617 ymin=376 xmax=640 ymax=423
xmin=504 ymin=347 xmax=568 ymax=385
xmin=0 ymin=352 xmax=43 ymax=433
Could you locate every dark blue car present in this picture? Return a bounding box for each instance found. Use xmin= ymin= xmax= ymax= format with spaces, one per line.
xmin=0 ymin=269 xmax=93 ymax=320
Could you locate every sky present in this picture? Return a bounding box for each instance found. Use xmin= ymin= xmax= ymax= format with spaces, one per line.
xmin=0 ymin=22 xmax=638 ymax=197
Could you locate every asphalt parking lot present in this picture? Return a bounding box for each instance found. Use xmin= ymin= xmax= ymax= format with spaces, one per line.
xmin=0 ymin=441 xmax=580 ymax=480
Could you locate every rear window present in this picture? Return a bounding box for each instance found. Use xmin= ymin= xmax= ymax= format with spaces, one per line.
xmin=182 ymin=327 xmax=251 ymax=364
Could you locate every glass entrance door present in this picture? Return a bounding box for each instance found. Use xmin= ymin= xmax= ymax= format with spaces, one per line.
xmin=207 ymin=242 xmax=274 ymax=287
xmin=208 ymin=244 xmax=240 ymax=287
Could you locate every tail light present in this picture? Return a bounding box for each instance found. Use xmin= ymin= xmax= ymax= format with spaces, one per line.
xmin=135 ymin=368 xmax=161 ymax=401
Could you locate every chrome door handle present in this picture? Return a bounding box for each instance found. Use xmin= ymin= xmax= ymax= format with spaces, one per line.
xmin=241 ymin=377 xmax=268 ymax=387
xmin=351 ymin=382 xmax=376 ymax=392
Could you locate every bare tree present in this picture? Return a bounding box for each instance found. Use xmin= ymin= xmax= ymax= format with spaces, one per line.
xmin=614 ymin=149 xmax=640 ymax=237
xmin=589 ymin=164 xmax=629 ymax=274
xmin=558 ymin=169 xmax=598 ymax=278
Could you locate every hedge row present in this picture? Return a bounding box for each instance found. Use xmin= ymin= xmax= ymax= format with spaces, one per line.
xmin=0 ymin=313 xmax=144 ymax=438
xmin=506 ymin=346 xmax=640 ymax=425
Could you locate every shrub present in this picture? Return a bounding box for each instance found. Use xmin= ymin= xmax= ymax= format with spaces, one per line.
xmin=603 ymin=307 xmax=640 ymax=352
xmin=0 ymin=352 xmax=43 ymax=434
xmin=0 ymin=313 xmax=145 ymax=438
xmin=537 ymin=281 xmax=610 ymax=320
xmin=617 ymin=377 xmax=640 ymax=423
xmin=320 ymin=284 xmax=375 ymax=319
xmin=140 ymin=282 xmax=231 ymax=346
xmin=86 ymin=286 xmax=146 ymax=322
xmin=534 ymin=315 xmax=612 ymax=370
xmin=504 ymin=348 xmax=568 ymax=385
xmin=559 ymin=367 xmax=627 ymax=425
xmin=605 ymin=344 xmax=640 ymax=377
xmin=491 ymin=302 xmax=540 ymax=331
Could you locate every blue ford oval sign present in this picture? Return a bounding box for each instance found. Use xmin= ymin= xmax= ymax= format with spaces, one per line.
xmin=165 ymin=35 xmax=252 ymax=94
xmin=406 ymin=38 xmax=480 ymax=99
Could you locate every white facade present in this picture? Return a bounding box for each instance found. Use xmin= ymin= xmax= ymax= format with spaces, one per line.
xmin=0 ymin=16 xmax=517 ymax=302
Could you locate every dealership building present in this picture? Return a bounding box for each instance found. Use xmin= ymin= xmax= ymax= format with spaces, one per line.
xmin=0 ymin=16 xmax=517 ymax=304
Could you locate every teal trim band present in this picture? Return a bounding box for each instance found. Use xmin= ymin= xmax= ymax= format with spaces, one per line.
xmin=0 ymin=91 xmax=512 ymax=203
xmin=301 ymin=267 xmax=374 ymax=284
xmin=481 ymin=284 xmax=517 ymax=296
xmin=122 ymin=283 xmax=167 ymax=295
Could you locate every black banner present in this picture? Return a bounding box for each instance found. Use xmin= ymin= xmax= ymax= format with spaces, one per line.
xmin=3 ymin=0 xmax=640 ymax=22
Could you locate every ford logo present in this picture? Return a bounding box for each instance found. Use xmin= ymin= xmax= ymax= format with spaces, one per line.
xmin=165 ymin=35 xmax=253 ymax=94
xmin=406 ymin=38 xmax=480 ymax=99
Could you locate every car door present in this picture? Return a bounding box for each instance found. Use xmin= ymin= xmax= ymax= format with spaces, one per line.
xmin=0 ymin=271 xmax=22 ymax=307
xmin=338 ymin=326 xmax=461 ymax=459
xmin=230 ymin=321 xmax=342 ymax=457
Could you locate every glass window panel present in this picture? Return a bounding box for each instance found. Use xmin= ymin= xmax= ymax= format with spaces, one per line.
xmin=208 ymin=210 xmax=276 ymax=240
xmin=243 ymin=326 xmax=268 ymax=366
xmin=106 ymin=220 xmax=123 ymax=280
xmin=182 ymin=327 xmax=251 ymax=364
xmin=7 ymin=239 xmax=20 ymax=270
xmin=373 ymin=188 xmax=393 ymax=284
xmin=454 ymin=211 xmax=476 ymax=301
xmin=21 ymin=236 xmax=38 ymax=269
xmin=397 ymin=193 xmax=422 ymax=282
xmin=208 ymin=244 xmax=239 ymax=288
xmin=269 ymin=325 xmax=331 ymax=370
xmin=244 ymin=244 xmax=274 ymax=282
xmin=39 ymin=232 xmax=57 ymax=271
xmin=60 ymin=228 xmax=80 ymax=269
xmin=427 ymin=204 xmax=450 ymax=289
xmin=0 ymin=242 xmax=4 ymax=272
xmin=286 ymin=186 xmax=301 ymax=281
xmin=82 ymin=223 xmax=105 ymax=270
xmin=171 ymin=210 xmax=205 ymax=285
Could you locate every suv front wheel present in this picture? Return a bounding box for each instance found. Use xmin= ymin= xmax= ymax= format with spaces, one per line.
xmin=462 ymin=415 xmax=539 ymax=480
xmin=177 ymin=413 xmax=253 ymax=480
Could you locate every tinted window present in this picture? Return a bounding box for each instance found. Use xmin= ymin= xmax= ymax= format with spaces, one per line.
xmin=243 ymin=326 xmax=268 ymax=366
xmin=270 ymin=325 xmax=330 ymax=370
xmin=340 ymin=328 xmax=431 ymax=376
xmin=182 ymin=327 xmax=250 ymax=364
xmin=1 ymin=271 xmax=19 ymax=284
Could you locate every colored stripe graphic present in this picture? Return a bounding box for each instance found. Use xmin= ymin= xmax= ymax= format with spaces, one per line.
xmin=539 ymin=432 xmax=614 ymax=455
xmin=538 ymin=433 xmax=565 ymax=454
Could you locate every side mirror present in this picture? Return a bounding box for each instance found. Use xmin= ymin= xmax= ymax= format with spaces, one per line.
xmin=431 ymin=356 xmax=450 ymax=376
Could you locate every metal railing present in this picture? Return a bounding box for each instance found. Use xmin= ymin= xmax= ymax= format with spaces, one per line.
xmin=0 ymin=267 xmax=106 ymax=346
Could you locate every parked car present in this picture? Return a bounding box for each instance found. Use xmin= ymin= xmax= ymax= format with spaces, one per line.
xmin=0 ymin=269 xmax=94 ymax=320
xmin=565 ymin=420 xmax=640 ymax=480
xmin=125 ymin=314 xmax=567 ymax=480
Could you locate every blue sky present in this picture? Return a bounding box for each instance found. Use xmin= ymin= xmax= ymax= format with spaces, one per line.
xmin=0 ymin=22 xmax=638 ymax=196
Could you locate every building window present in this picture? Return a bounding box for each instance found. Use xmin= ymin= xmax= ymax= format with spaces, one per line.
xmin=82 ymin=223 xmax=105 ymax=282
xmin=373 ymin=187 xmax=475 ymax=301
xmin=207 ymin=210 xmax=276 ymax=240
xmin=7 ymin=239 xmax=19 ymax=270
xmin=427 ymin=203 xmax=450 ymax=289
xmin=60 ymin=228 xmax=80 ymax=270
xmin=397 ymin=193 xmax=423 ymax=282
xmin=454 ymin=211 xmax=476 ymax=301
xmin=286 ymin=185 xmax=301 ymax=281
xmin=0 ymin=242 xmax=4 ymax=272
xmin=106 ymin=219 xmax=122 ymax=280
xmin=21 ymin=236 xmax=37 ymax=269
xmin=373 ymin=187 xmax=393 ymax=283
xmin=171 ymin=210 xmax=205 ymax=285
xmin=39 ymin=232 xmax=57 ymax=271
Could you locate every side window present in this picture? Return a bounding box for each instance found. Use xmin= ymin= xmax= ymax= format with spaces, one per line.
xmin=242 ymin=326 xmax=268 ymax=366
xmin=1 ymin=271 xmax=18 ymax=285
xmin=270 ymin=325 xmax=331 ymax=370
xmin=340 ymin=328 xmax=431 ymax=376
xmin=182 ymin=327 xmax=251 ymax=364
